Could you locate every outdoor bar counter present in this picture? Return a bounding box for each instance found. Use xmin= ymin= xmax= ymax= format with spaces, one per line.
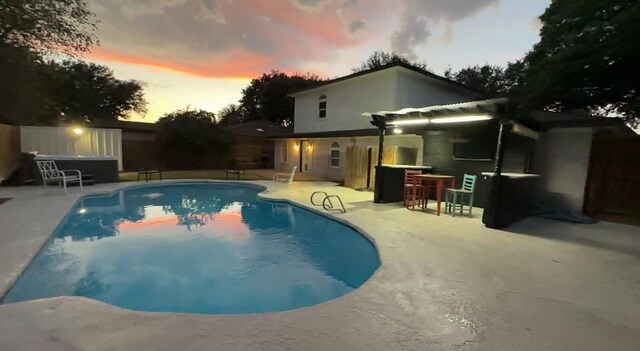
xmin=373 ymin=164 xmax=433 ymax=203
xmin=34 ymin=155 xmax=119 ymax=184
xmin=481 ymin=172 xmax=541 ymax=228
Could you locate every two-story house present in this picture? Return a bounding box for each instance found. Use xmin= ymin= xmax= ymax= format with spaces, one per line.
xmin=272 ymin=62 xmax=482 ymax=181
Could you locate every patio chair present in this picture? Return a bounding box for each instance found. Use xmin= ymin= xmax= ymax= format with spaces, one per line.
xmin=273 ymin=166 xmax=297 ymax=184
xmin=36 ymin=160 xmax=83 ymax=194
xmin=404 ymin=170 xmax=426 ymax=210
xmin=445 ymin=174 xmax=477 ymax=217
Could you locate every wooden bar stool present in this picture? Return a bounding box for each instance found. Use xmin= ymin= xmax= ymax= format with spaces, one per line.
xmin=404 ymin=170 xmax=427 ymax=210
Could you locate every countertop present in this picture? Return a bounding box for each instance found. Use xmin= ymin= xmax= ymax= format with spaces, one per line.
xmin=481 ymin=172 xmax=540 ymax=179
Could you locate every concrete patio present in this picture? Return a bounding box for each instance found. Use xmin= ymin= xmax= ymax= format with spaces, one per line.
xmin=0 ymin=181 xmax=639 ymax=350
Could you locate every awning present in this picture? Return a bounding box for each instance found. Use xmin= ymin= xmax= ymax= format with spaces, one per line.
xmin=362 ymin=98 xmax=509 ymax=126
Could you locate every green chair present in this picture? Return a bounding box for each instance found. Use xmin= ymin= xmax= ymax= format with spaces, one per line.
xmin=445 ymin=174 xmax=477 ymax=217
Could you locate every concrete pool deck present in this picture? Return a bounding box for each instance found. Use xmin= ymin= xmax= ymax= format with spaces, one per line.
xmin=0 ymin=180 xmax=639 ymax=350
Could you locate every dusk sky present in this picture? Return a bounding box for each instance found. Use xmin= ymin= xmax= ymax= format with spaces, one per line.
xmin=85 ymin=0 xmax=551 ymax=123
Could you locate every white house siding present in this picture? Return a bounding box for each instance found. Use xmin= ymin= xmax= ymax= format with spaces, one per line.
xmin=292 ymin=69 xmax=398 ymax=134
xmin=274 ymin=135 xmax=423 ymax=181
xmin=393 ymin=69 xmax=483 ymax=109
xmin=534 ymin=128 xmax=594 ymax=213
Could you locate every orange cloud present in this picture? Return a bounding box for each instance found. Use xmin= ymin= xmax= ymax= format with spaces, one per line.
xmin=87 ymin=0 xmax=389 ymax=78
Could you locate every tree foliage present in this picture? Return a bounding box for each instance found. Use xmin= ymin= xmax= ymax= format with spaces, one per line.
xmin=444 ymin=62 xmax=525 ymax=97
xmin=43 ymin=61 xmax=148 ymax=123
xmin=217 ymin=104 xmax=246 ymax=126
xmin=352 ymin=50 xmax=429 ymax=73
xmin=155 ymin=109 xmax=234 ymax=170
xmin=516 ymin=0 xmax=640 ymax=126
xmin=0 ymin=43 xmax=55 ymax=125
xmin=0 ymin=0 xmax=98 ymax=55
xmin=239 ymin=70 xmax=321 ymax=126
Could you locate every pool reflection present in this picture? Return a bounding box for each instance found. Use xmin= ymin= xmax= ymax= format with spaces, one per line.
xmin=2 ymin=183 xmax=379 ymax=314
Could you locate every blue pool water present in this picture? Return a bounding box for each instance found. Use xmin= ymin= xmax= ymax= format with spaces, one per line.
xmin=1 ymin=183 xmax=379 ymax=314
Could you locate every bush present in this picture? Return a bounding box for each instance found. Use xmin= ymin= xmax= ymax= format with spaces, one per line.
xmin=155 ymin=109 xmax=234 ymax=170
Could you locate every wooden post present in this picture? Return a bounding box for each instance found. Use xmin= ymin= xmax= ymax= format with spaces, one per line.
xmin=373 ymin=119 xmax=386 ymax=203
xmin=493 ymin=120 xmax=512 ymax=176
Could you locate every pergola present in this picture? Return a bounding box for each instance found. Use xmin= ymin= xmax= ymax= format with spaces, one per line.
xmin=362 ymin=97 xmax=540 ymax=229
xmin=362 ymin=97 xmax=538 ymax=177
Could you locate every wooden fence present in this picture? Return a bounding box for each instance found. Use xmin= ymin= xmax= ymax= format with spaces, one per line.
xmin=0 ymin=124 xmax=21 ymax=181
xmin=344 ymin=145 xmax=397 ymax=189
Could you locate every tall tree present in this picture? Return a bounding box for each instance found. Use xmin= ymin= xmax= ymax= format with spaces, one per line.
xmin=43 ymin=61 xmax=148 ymax=123
xmin=155 ymin=109 xmax=234 ymax=170
xmin=352 ymin=50 xmax=429 ymax=73
xmin=217 ymin=104 xmax=246 ymax=126
xmin=516 ymin=0 xmax=640 ymax=126
xmin=444 ymin=62 xmax=524 ymax=97
xmin=0 ymin=43 xmax=55 ymax=125
xmin=0 ymin=0 xmax=98 ymax=55
xmin=239 ymin=71 xmax=321 ymax=126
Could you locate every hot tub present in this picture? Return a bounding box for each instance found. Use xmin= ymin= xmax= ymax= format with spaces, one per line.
xmin=34 ymin=155 xmax=119 ymax=184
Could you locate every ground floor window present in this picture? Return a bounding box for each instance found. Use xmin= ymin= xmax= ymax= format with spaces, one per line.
xmin=330 ymin=142 xmax=340 ymax=168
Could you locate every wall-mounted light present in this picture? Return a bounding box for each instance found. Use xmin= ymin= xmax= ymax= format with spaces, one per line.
xmin=430 ymin=115 xmax=491 ymax=124
xmin=72 ymin=127 xmax=84 ymax=135
xmin=294 ymin=142 xmax=300 ymax=151
xmin=78 ymin=208 xmax=87 ymax=214
xmin=393 ymin=128 xmax=403 ymax=134
xmin=306 ymin=144 xmax=313 ymax=151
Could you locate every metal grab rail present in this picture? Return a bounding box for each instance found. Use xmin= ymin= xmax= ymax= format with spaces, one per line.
xmin=310 ymin=191 xmax=346 ymax=213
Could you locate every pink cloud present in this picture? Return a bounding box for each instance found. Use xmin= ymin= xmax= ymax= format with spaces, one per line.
xmin=87 ymin=0 xmax=390 ymax=78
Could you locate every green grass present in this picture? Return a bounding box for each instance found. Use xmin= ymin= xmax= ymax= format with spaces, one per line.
xmin=119 ymin=169 xmax=271 ymax=182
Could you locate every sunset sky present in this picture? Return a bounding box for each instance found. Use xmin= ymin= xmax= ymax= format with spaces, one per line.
xmin=85 ymin=0 xmax=551 ymax=123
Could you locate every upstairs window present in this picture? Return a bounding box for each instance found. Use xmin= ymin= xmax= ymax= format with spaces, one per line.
xmin=330 ymin=142 xmax=340 ymax=168
xmin=319 ymin=94 xmax=327 ymax=118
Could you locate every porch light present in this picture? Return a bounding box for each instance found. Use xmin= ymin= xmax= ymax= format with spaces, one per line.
xmin=388 ymin=118 xmax=431 ymax=126
xmin=393 ymin=128 xmax=403 ymax=134
xmin=294 ymin=142 xmax=300 ymax=151
xmin=72 ymin=127 xmax=84 ymax=135
xmin=430 ymin=115 xmax=491 ymax=124
xmin=306 ymin=144 xmax=313 ymax=151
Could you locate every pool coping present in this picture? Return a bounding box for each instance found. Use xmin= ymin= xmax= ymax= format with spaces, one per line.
xmin=0 ymin=180 xmax=383 ymax=315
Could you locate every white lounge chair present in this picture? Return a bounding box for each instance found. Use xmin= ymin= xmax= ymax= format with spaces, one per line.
xmin=273 ymin=166 xmax=297 ymax=184
xmin=36 ymin=160 xmax=83 ymax=194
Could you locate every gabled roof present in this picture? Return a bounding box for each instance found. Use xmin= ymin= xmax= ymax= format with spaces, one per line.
xmin=288 ymin=61 xmax=484 ymax=97
xmin=227 ymin=119 xmax=293 ymax=137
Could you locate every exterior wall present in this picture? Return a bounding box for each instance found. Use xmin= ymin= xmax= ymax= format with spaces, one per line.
xmin=292 ymin=67 xmax=481 ymax=135
xmin=393 ymin=70 xmax=482 ymax=109
xmin=0 ymin=124 xmax=21 ymax=180
xmin=20 ymin=126 xmax=123 ymax=171
xmin=421 ymin=121 xmax=536 ymax=208
xmin=293 ymin=69 xmax=398 ymax=134
xmin=534 ymin=128 xmax=594 ymax=213
xmin=274 ymin=135 xmax=423 ymax=181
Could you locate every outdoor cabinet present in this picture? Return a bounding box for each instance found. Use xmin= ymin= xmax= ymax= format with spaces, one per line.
xmin=373 ymin=165 xmax=433 ymax=203
xmin=481 ymin=173 xmax=540 ymax=228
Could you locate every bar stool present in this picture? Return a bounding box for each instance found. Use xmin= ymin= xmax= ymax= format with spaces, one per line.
xmin=404 ymin=170 xmax=426 ymax=210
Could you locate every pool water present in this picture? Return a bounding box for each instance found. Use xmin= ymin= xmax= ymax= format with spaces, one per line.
xmin=1 ymin=183 xmax=379 ymax=314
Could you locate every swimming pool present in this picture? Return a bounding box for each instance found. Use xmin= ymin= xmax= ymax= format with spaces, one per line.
xmin=1 ymin=183 xmax=380 ymax=314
